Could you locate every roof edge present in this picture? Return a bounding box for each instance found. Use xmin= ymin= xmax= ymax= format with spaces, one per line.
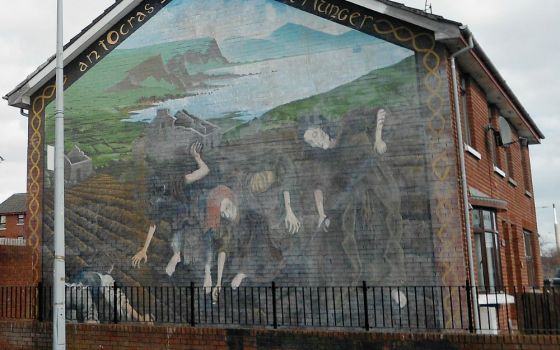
xmin=467 ymin=34 xmax=544 ymax=140
xmin=3 ymin=0 xmax=543 ymax=143
xmin=4 ymin=0 xmax=143 ymax=107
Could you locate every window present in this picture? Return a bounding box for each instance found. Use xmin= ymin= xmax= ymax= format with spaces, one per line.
xmin=0 ymin=215 xmax=6 ymax=230
xmin=523 ymin=230 xmax=536 ymax=286
xmin=460 ymin=76 xmax=472 ymax=145
xmin=498 ymin=116 xmax=516 ymax=179
xmin=520 ymin=142 xmax=532 ymax=192
xmin=17 ymin=214 xmax=25 ymax=225
xmin=487 ymin=106 xmax=498 ymax=165
xmin=505 ymin=146 xmax=515 ymax=180
xmin=472 ymin=208 xmax=503 ymax=291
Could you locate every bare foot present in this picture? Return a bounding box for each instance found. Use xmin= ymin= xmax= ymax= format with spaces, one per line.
xmin=165 ymin=253 xmax=181 ymax=276
xmin=212 ymin=285 xmax=221 ymax=304
xmin=231 ymin=273 xmax=247 ymax=289
xmin=203 ymin=270 xmax=212 ymax=294
xmin=391 ymin=289 xmax=407 ymax=308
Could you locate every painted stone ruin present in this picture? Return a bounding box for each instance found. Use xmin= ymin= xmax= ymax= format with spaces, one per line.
xmin=40 ymin=0 xmax=458 ymax=326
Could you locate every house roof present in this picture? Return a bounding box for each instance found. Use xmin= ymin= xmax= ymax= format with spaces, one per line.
xmin=3 ymin=0 xmax=125 ymax=107
xmin=0 ymin=193 xmax=27 ymax=214
xmin=2 ymin=0 xmax=544 ymax=142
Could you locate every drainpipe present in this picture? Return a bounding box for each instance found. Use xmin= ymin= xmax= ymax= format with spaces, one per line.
xmin=53 ymin=0 xmax=66 ymax=348
xmin=450 ymin=26 xmax=480 ymax=331
xmin=554 ymin=204 xmax=560 ymax=254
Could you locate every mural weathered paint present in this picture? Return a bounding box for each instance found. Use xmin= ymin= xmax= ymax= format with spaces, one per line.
xmin=37 ymin=2 xmax=463 ymax=323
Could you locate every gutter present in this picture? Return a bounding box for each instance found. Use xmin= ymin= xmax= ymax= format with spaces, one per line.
xmin=458 ymin=28 xmax=544 ymax=141
xmin=450 ymin=25 xmax=480 ymax=332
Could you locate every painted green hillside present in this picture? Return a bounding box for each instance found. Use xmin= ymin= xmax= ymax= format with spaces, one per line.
xmin=224 ymin=55 xmax=419 ymax=140
xmin=44 ymin=38 xmax=230 ymax=166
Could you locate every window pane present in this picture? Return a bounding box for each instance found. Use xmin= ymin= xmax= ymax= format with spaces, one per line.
xmin=475 ymin=234 xmax=485 ymax=287
xmin=460 ymin=77 xmax=472 ymax=145
xmin=524 ymin=231 xmax=532 ymax=258
xmin=485 ymin=232 xmax=497 ymax=288
xmin=527 ymin=258 xmax=536 ymax=286
xmin=472 ymin=210 xmax=480 ymax=229
xmin=524 ymin=230 xmax=536 ymax=286
xmin=483 ymin=210 xmax=492 ymax=230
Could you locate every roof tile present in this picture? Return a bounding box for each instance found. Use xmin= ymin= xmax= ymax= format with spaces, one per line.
xmin=0 ymin=193 xmax=27 ymax=214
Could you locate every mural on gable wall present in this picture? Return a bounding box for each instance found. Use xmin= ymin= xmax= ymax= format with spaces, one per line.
xmin=42 ymin=0 xmax=440 ymax=311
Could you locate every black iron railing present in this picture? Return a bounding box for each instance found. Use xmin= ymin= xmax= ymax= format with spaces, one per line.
xmin=1 ymin=283 xmax=559 ymax=334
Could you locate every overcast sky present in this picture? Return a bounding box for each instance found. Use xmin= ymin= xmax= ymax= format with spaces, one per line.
xmin=0 ymin=0 xmax=558 ymax=251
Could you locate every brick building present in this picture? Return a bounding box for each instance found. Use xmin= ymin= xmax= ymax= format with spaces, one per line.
xmin=2 ymin=0 xmax=545 ymax=332
xmin=0 ymin=193 xmax=26 ymax=242
xmin=0 ymin=193 xmax=33 ymax=285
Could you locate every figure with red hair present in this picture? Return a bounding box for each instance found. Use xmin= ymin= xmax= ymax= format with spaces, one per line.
xmin=203 ymin=184 xmax=239 ymax=297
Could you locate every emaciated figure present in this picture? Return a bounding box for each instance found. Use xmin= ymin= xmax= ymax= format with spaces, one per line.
xmin=300 ymin=108 xmax=405 ymax=286
xmin=131 ymin=142 xmax=209 ymax=276
xmin=229 ymin=150 xmax=302 ymax=288
xmin=66 ymin=270 xmax=152 ymax=323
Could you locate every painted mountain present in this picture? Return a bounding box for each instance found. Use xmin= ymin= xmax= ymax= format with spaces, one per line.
xmin=221 ymin=23 xmax=386 ymax=62
xmin=109 ymin=38 xmax=230 ymax=92
xmin=223 ymin=55 xmax=419 ymax=141
xmin=45 ymin=22 xmax=412 ymax=167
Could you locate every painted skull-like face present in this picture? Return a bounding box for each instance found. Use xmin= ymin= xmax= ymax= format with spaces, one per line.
xmin=220 ymin=197 xmax=238 ymax=221
xmin=304 ymin=127 xmax=334 ymax=149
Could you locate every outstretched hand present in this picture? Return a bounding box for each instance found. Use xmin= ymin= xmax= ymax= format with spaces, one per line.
xmin=284 ymin=211 xmax=301 ymax=234
xmin=189 ymin=141 xmax=203 ymax=160
xmin=374 ymin=140 xmax=387 ymax=154
xmin=212 ymin=285 xmax=222 ymax=304
xmin=131 ymin=249 xmax=148 ymax=268
xmin=317 ymin=215 xmax=330 ymax=232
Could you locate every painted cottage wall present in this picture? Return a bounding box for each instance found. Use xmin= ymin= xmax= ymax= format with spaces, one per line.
xmin=30 ymin=0 xmax=464 ymax=303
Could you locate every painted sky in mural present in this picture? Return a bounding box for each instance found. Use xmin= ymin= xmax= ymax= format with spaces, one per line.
xmin=117 ymin=0 xmax=413 ymax=123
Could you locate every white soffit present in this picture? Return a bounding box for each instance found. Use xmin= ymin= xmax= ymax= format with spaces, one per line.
xmin=351 ymin=0 xmax=461 ymax=40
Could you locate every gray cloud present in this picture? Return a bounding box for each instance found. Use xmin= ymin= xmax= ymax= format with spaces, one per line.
xmin=0 ymin=1 xmax=114 ymax=202
xmin=406 ymin=0 xmax=560 ymax=249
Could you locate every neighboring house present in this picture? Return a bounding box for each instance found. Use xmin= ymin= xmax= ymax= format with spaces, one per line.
xmin=0 ymin=193 xmax=32 ymax=286
xmin=2 ymin=0 xmax=545 ymax=333
xmin=0 ymin=193 xmax=26 ymax=245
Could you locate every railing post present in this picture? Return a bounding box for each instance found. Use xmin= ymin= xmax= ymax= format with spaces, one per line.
xmin=362 ymin=281 xmax=370 ymax=331
xmin=37 ymin=282 xmax=44 ymax=321
xmin=465 ymin=280 xmax=474 ymax=333
xmin=113 ymin=282 xmax=119 ymax=324
xmin=272 ymin=282 xmax=277 ymax=329
xmin=190 ymin=282 xmax=195 ymax=327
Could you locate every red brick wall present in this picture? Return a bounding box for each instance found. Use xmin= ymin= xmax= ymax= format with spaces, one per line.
xmin=449 ymin=62 xmax=542 ymax=289
xmin=1 ymin=321 xmax=559 ymax=350
xmin=0 ymin=211 xmax=32 ymax=286
xmin=0 ymin=246 xmax=33 ymax=286
xmin=0 ymin=213 xmax=25 ymax=239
